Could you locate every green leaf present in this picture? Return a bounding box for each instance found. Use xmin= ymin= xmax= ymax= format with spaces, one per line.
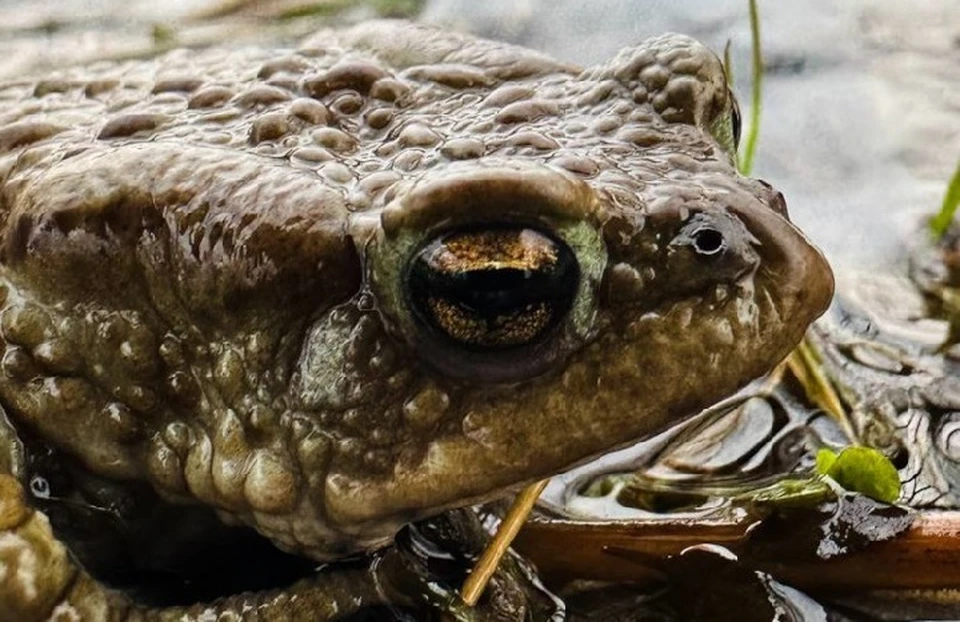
xmin=815 ymin=448 xmax=838 ymax=474
xmin=815 ymin=446 xmax=901 ymax=504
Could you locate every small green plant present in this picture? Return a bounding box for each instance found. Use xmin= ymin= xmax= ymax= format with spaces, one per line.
xmin=929 ymin=159 xmax=960 ymax=239
xmin=816 ymin=446 xmax=901 ymax=504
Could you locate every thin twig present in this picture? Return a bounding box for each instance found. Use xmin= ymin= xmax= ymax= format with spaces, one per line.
xmin=515 ymin=511 xmax=960 ymax=592
xmin=461 ymin=479 xmax=549 ymax=606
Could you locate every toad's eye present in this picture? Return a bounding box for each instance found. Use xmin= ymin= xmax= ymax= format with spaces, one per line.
xmin=407 ymin=227 xmax=579 ymax=350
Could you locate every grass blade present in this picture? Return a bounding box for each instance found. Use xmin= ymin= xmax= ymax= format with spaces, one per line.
xmin=929 ymin=158 xmax=960 ymax=239
xmin=738 ymin=0 xmax=763 ymax=175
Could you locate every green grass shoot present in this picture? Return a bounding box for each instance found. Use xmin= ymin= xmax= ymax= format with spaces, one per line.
xmin=929 ymin=159 xmax=960 ymax=239
xmin=737 ymin=0 xmax=762 ymax=176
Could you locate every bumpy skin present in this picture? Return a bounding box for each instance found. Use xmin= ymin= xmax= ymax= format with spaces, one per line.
xmin=0 ymin=20 xmax=833 ymax=618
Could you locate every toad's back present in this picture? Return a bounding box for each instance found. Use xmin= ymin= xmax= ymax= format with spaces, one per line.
xmin=0 ymin=21 xmax=739 ymax=213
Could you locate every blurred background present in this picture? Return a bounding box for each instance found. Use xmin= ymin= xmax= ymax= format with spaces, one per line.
xmin=1 ymin=0 xmax=957 ymax=270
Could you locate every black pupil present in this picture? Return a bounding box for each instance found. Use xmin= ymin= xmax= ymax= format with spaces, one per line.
xmin=407 ymin=227 xmax=579 ymax=350
xmin=693 ymin=228 xmax=725 ymax=256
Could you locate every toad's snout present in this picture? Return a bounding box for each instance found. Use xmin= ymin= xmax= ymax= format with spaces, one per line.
xmin=732 ymin=199 xmax=835 ymax=328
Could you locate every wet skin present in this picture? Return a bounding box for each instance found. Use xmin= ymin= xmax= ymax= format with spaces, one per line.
xmin=0 ymin=20 xmax=833 ymax=619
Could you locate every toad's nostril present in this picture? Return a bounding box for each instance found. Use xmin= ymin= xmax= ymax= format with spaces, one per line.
xmin=692 ymin=227 xmax=726 ymax=256
xmin=407 ymin=227 xmax=579 ymax=350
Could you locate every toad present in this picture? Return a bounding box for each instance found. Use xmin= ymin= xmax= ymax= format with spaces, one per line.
xmin=0 ymin=20 xmax=833 ymax=620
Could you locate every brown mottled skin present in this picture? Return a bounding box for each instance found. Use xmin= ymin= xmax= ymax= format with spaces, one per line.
xmin=0 ymin=21 xmax=833 ymax=620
